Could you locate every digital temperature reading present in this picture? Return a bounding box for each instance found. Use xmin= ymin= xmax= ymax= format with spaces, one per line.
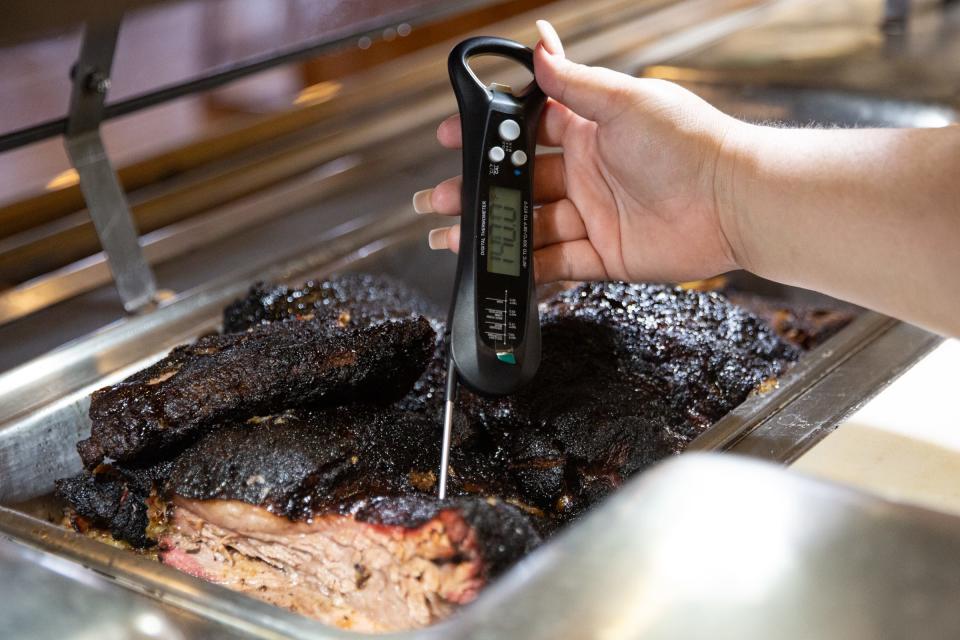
xmin=487 ymin=185 xmax=522 ymax=277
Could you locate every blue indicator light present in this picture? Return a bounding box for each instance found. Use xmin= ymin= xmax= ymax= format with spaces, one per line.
xmin=514 ymin=169 xmax=522 ymax=176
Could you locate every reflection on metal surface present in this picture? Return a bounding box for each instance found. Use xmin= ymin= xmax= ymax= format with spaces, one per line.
xmin=644 ymin=76 xmax=959 ymax=129
xmin=0 ymin=153 xmax=361 ymax=326
xmin=729 ymin=319 xmax=941 ymax=462
xmin=0 ymin=535 xmax=200 ymax=640
xmin=293 ymin=80 xmax=343 ymax=106
xmin=445 ymin=454 xmax=960 ymax=640
xmin=44 ymin=168 xmax=80 ymax=191
xmin=593 ymin=0 xmax=789 ymax=73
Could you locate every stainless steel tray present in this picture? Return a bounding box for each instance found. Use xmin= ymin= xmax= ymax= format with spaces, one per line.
xmin=0 ymin=209 xmax=942 ymax=638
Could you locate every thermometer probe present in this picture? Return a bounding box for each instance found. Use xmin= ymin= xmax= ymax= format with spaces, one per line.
xmin=438 ymin=37 xmax=546 ymax=499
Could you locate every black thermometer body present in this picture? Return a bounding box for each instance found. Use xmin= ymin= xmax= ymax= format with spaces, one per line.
xmin=447 ymin=37 xmax=545 ymax=396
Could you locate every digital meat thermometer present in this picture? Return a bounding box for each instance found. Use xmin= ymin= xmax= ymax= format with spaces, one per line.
xmin=438 ymin=37 xmax=546 ymax=499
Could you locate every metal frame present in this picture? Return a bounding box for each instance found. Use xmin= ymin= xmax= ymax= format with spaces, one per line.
xmin=690 ymin=312 xmax=942 ymax=459
xmin=0 ymin=0 xmax=505 ymax=311
xmin=64 ymin=14 xmax=157 ymax=311
xmin=0 ymin=0 xmax=501 ymax=153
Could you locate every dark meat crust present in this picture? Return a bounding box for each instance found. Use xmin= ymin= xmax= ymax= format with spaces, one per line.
xmin=167 ymin=409 xmax=518 ymax=522
xmin=724 ymin=292 xmax=856 ymax=350
xmin=353 ymin=495 xmax=541 ymax=579
xmin=222 ymin=274 xmax=441 ymax=334
xmin=538 ymin=282 xmax=798 ymax=425
xmin=78 ymin=317 xmax=435 ymax=469
xmin=223 ymin=274 xmax=448 ymax=416
xmin=55 ymin=460 xmax=171 ymax=548
xmin=461 ymin=282 xmax=798 ymax=521
xmin=63 ymin=280 xmax=801 ymax=549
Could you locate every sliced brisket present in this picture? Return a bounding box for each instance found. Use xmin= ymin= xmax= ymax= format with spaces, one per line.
xmin=159 ymin=407 xmax=538 ymax=631
xmin=160 ymin=495 xmax=539 ymax=632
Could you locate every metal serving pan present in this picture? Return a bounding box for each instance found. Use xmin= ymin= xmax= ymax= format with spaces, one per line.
xmin=0 ymin=205 xmax=941 ymax=638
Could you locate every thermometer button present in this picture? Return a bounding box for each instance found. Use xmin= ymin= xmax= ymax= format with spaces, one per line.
xmin=511 ymin=150 xmax=527 ymax=166
xmin=488 ymin=146 xmax=505 ymax=162
xmin=498 ymin=119 xmax=521 ymax=141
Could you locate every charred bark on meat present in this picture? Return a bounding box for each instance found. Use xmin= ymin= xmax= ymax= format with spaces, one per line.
xmin=724 ymin=291 xmax=856 ymax=350
xmin=168 ymin=409 xmax=521 ymax=518
xmin=460 ymin=282 xmax=799 ymax=521
xmin=224 ymin=275 xmax=450 ymax=417
xmin=55 ymin=458 xmax=172 ymax=548
xmin=223 ymin=274 xmax=441 ymax=333
xmin=57 ymin=274 xmax=822 ymax=630
xmin=353 ymin=495 xmax=541 ymax=579
xmin=78 ymin=317 xmax=435 ymax=468
xmin=62 ymin=278 xmax=802 ymax=549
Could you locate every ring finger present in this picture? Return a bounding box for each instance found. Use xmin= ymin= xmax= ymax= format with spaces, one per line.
xmin=413 ymin=153 xmax=566 ymax=216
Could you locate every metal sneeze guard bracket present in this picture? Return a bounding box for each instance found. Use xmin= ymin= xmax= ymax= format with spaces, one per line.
xmin=64 ymin=14 xmax=158 ymax=313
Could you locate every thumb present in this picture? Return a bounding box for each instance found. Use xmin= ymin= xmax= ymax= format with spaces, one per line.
xmin=533 ymin=20 xmax=633 ymax=123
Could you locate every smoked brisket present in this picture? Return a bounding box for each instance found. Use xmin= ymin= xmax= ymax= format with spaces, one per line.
xmin=77 ymin=316 xmax=435 ymax=468
xmin=57 ymin=274 xmax=823 ymax=631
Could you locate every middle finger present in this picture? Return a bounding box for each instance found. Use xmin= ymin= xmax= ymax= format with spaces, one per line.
xmin=415 ymin=153 xmax=566 ymax=216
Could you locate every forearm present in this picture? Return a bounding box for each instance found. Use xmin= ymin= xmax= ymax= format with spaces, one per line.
xmin=719 ymin=123 xmax=960 ymax=336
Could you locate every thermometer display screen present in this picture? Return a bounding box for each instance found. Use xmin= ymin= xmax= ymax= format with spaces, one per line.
xmin=487 ymin=186 xmax=522 ymax=277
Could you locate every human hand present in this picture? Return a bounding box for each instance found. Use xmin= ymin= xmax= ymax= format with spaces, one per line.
xmin=413 ymin=20 xmax=745 ymax=283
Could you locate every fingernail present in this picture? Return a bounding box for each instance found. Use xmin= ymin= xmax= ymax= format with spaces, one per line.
xmin=428 ymin=227 xmax=450 ymax=250
xmin=412 ymin=189 xmax=435 ymax=214
xmin=536 ymin=20 xmax=564 ymax=57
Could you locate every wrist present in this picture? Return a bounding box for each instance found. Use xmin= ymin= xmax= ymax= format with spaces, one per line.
xmin=712 ymin=118 xmax=764 ymax=274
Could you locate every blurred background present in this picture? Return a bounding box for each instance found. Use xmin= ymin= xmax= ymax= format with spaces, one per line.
xmin=2 ymin=0 xmax=958 ymax=325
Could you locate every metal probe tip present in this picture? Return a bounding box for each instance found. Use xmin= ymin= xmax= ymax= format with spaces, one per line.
xmin=438 ymin=356 xmax=457 ymax=500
